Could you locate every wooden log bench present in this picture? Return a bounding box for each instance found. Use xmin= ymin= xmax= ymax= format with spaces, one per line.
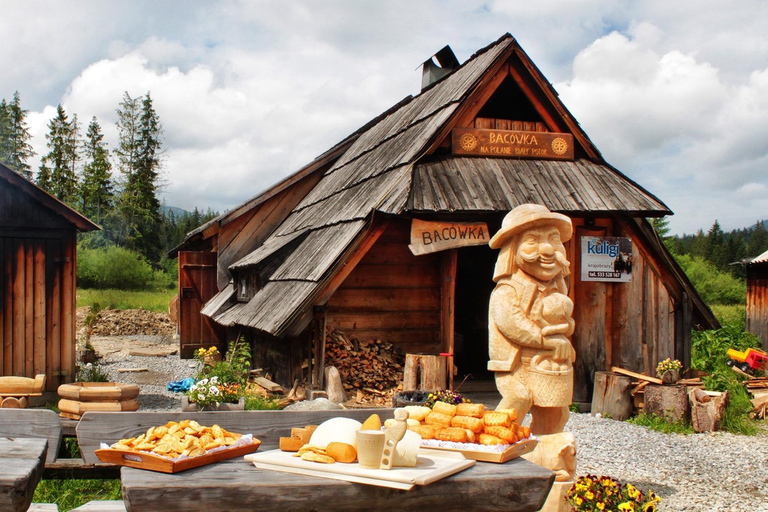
xmin=75 ymin=410 xmax=553 ymax=511
xmin=0 ymin=374 xmax=46 ymax=409
xmin=0 ymin=437 xmax=48 ymax=512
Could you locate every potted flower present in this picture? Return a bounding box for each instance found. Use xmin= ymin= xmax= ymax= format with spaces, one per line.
xmin=183 ymin=338 xmax=250 ymax=411
xmin=426 ymin=389 xmax=469 ymax=407
xmin=656 ymin=358 xmax=683 ymax=384
xmin=183 ymin=377 xmax=245 ymax=411
xmin=566 ymin=474 xmax=661 ymax=511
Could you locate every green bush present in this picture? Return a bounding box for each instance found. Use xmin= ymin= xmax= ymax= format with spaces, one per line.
xmin=627 ymin=413 xmax=694 ymax=434
xmin=78 ymin=245 xmax=156 ymax=289
xmin=691 ymin=318 xmax=762 ymax=435
xmin=675 ymin=254 xmax=746 ymax=305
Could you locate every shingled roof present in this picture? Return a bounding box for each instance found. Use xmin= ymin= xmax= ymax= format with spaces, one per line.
xmin=203 ymin=33 xmax=671 ymax=336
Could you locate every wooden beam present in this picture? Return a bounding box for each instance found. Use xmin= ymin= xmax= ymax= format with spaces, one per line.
xmin=441 ymin=250 xmax=457 ymax=389
xmin=610 ymin=366 xmax=662 ymax=385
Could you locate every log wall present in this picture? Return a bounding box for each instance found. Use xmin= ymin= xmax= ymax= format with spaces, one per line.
xmin=325 ymin=220 xmax=443 ymax=355
xmin=0 ymin=233 xmax=76 ymax=392
xmin=569 ymin=217 xmax=679 ymax=403
xmin=746 ymin=264 xmax=768 ymax=350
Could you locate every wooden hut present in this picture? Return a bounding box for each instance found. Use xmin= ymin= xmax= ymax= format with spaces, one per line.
xmin=0 ymin=163 xmax=99 ymax=392
xmin=175 ymin=34 xmax=717 ymax=404
xmin=746 ymin=249 xmax=768 ymax=349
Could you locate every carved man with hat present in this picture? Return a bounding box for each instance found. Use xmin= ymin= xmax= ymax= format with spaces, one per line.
xmin=488 ymin=203 xmax=575 ymax=435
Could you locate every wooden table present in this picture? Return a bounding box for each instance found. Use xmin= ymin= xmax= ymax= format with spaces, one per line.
xmin=0 ymin=437 xmax=48 ymax=512
xmin=120 ymin=454 xmax=554 ymax=511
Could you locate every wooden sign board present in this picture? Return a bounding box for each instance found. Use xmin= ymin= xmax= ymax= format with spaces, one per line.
xmin=409 ymin=219 xmax=489 ymax=256
xmin=452 ymin=128 xmax=574 ymax=160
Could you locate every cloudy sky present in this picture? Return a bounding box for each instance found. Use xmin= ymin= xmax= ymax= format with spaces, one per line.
xmin=2 ymin=1 xmax=767 ymax=235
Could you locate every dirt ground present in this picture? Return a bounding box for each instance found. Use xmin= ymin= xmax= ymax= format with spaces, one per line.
xmin=76 ymin=306 xmax=175 ymax=337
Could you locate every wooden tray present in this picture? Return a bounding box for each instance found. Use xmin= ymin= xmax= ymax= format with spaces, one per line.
xmin=421 ymin=437 xmax=537 ymax=463
xmin=95 ymin=438 xmax=261 ymax=473
xmin=245 ymin=448 xmax=475 ymax=490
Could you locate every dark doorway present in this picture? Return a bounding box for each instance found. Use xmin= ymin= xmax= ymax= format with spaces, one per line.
xmin=453 ymin=244 xmax=496 ymax=383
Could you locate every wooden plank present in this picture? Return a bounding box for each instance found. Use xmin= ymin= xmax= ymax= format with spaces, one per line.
xmin=34 ymin=240 xmax=46 ymax=377
xmin=0 ymin=437 xmax=48 ymax=512
xmin=61 ymin=234 xmax=75 ymax=387
xmin=4 ymin=238 xmax=14 ymax=376
xmin=328 ymin=311 xmax=440 ymax=331
xmin=120 ymin=453 xmax=553 ymax=512
xmin=327 ymin=288 xmax=440 ymax=312
xmin=341 ymin=264 xmax=440 ymax=289
xmin=610 ymin=366 xmax=663 ymax=385
xmin=46 ymin=239 xmax=61 ymax=389
xmin=0 ymin=409 xmax=61 ymax=464
xmin=13 ymin=240 xmax=25 ymax=375
xmin=0 ymin=238 xmax=5 ymax=375
xmin=25 ymin=240 xmax=34 ymax=377
xmin=337 ymin=329 xmax=441 ymax=347
xmin=441 ymin=250 xmax=457 ymax=389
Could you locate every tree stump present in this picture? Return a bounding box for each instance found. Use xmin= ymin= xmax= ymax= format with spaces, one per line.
xmin=403 ymin=354 xmax=447 ymax=391
xmin=591 ymin=371 xmax=633 ymax=420
xmin=644 ymin=384 xmax=690 ymax=423
xmin=689 ymin=388 xmax=728 ymax=432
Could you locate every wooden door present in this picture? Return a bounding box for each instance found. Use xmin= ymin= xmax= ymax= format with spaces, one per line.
xmin=178 ymin=251 xmax=224 ymax=358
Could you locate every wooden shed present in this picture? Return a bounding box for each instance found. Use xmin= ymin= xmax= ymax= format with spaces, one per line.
xmin=746 ymin=249 xmax=768 ymax=349
xmin=175 ymin=34 xmax=717 ymax=404
xmin=0 ymin=163 xmax=99 ymax=392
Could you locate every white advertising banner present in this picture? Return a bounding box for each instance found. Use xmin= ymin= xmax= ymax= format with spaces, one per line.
xmin=581 ymin=236 xmax=633 ymax=282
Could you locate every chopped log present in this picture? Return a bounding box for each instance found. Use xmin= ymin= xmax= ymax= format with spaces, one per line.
xmin=644 ymin=384 xmax=690 ymax=423
xmin=324 ymin=366 xmax=346 ymax=404
xmin=610 ymin=366 xmax=663 ymax=385
xmin=253 ymin=377 xmax=283 ymax=393
xmin=403 ymin=354 xmax=447 ymax=391
xmin=117 ymin=368 xmax=148 ymax=373
xmin=591 ymin=371 xmax=633 ymax=420
xmin=689 ymin=388 xmax=727 ymax=432
xmin=323 ymin=329 xmax=404 ymax=395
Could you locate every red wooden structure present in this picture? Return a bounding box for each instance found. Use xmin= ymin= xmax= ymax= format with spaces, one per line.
xmin=0 ymin=163 xmax=98 ymax=391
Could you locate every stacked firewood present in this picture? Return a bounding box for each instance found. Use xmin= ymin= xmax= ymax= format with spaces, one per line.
xmin=324 ymin=330 xmax=405 ymax=393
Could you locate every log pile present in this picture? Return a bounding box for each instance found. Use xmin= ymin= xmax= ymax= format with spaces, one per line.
xmin=324 ymin=330 xmax=405 ymax=395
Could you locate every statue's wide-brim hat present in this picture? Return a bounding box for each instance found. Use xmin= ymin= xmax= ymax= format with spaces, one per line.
xmin=489 ymin=204 xmax=573 ymax=249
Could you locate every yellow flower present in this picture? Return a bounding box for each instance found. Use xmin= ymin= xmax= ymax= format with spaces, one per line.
xmin=643 ymin=502 xmax=657 ymax=512
xmin=618 ymin=502 xmax=634 ymax=511
xmin=597 ymin=503 xmax=605 ymax=510
xmin=575 ymin=496 xmax=583 ymax=505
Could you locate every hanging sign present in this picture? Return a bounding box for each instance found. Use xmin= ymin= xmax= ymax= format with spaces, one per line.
xmin=409 ymin=219 xmax=489 ymax=256
xmin=581 ymin=236 xmax=633 ymax=282
xmin=452 ymin=128 xmax=574 ymax=160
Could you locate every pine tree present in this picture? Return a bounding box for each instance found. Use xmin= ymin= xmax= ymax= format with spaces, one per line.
xmin=0 ymin=92 xmax=36 ymax=179
xmin=38 ymin=104 xmax=80 ymax=204
xmin=748 ymin=220 xmax=768 ymax=258
xmin=80 ymin=117 xmax=113 ymax=223
xmin=705 ymin=220 xmax=729 ymax=271
xmin=114 ymin=91 xmax=163 ymax=262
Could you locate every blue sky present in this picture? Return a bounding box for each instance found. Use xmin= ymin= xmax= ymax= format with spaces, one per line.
xmin=2 ymin=0 xmax=767 ymax=235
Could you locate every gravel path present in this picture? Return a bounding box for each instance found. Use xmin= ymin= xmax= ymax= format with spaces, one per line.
xmin=91 ymin=336 xmax=768 ymax=511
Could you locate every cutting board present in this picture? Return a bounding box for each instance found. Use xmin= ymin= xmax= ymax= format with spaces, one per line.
xmin=245 ymin=448 xmax=475 ymax=490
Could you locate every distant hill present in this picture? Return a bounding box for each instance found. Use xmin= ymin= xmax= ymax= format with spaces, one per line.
xmin=161 ymin=205 xmax=191 ymax=217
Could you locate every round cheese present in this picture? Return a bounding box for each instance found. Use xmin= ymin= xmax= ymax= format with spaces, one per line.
xmin=309 ymin=417 xmax=362 ymax=449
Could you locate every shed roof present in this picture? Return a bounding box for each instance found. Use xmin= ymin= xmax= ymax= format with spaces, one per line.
xmin=201 ymin=33 xmax=677 ymax=336
xmin=0 ymin=162 xmax=100 ymax=232
xmin=749 ymin=249 xmax=768 ymax=265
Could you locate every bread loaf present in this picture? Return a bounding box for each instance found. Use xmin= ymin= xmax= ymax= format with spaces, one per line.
xmin=436 ymin=427 xmax=468 ymax=443
xmin=483 ymin=411 xmax=511 ymax=428
xmin=450 ymin=415 xmax=484 ymax=433
xmin=479 ymin=433 xmax=504 ymax=445
xmin=404 ymin=405 xmax=431 ymax=421
xmin=425 ymin=411 xmax=453 ymax=427
xmin=279 ymin=436 xmax=304 ymax=452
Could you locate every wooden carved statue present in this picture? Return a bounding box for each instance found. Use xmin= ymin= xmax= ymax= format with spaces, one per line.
xmin=488 ymin=203 xmax=575 ymax=435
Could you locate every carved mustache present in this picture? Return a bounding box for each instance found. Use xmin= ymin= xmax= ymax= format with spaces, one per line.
xmin=518 ymin=250 xmax=571 ymax=275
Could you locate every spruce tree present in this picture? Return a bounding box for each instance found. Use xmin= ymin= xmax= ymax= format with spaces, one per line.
xmin=748 ymin=220 xmax=768 ymax=257
xmin=0 ymin=92 xmax=36 ymax=179
xmin=80 ymin=117 xmax=113 ymax=223
xmin=114 ymin=91 xmax=163 ymax=263
xmin=38 ymin=104 xmax=80 ymax=204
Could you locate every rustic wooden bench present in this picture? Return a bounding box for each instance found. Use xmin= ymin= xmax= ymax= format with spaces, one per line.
xmin=77 ymin=410 xmax=554 ymax=511
xmin=0 ymin=437 xmax=48 ymax=512
xmin=0 ymin=409 xmax=61 ymax=464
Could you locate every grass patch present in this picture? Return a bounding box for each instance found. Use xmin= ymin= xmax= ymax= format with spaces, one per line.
xmin=77 ymin=288 xmax=176 ymax=312
xmin=33 ymin=479 xmax=122 ymax=511
xmin=710 ymin=304 xmax=746 ymax=328
xmin=626 ymin=413 xmax=695 ymax=434
xmin=245 ymin=394 xmax=284 ymax=410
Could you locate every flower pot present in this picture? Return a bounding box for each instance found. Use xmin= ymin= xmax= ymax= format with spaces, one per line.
xmin=392 ymin=390 xmax=432 ymax=407
xmin=658 ymin=370 xmax=680 ymax=385
xmin=181 ymin=395 xmax=245 ymax=412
